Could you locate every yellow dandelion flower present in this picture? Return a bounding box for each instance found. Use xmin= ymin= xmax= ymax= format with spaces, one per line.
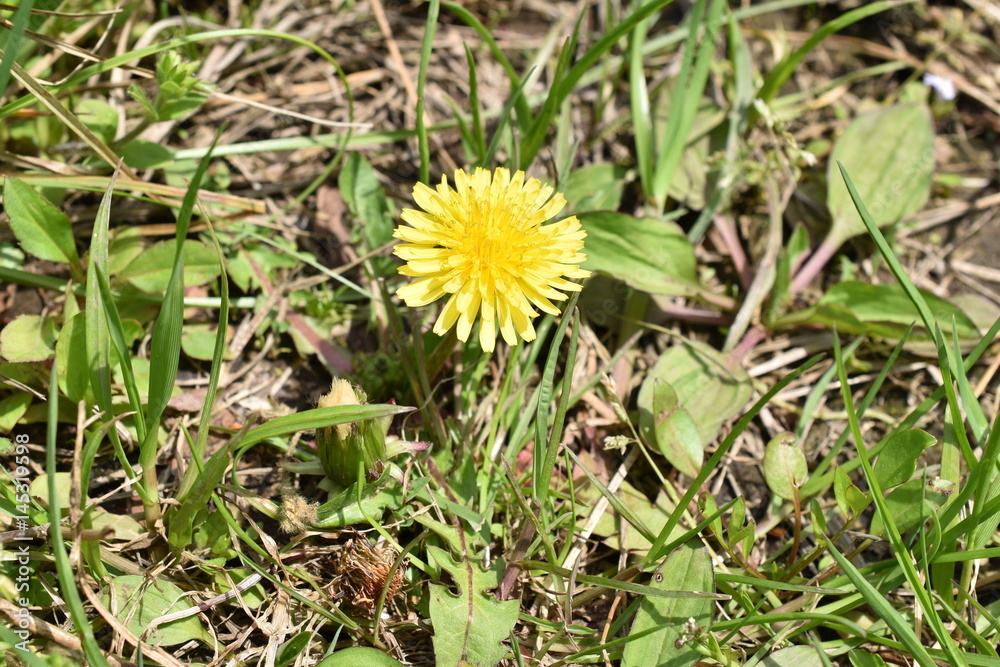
xmin=393 ymin=167 xmax=591 ymax=353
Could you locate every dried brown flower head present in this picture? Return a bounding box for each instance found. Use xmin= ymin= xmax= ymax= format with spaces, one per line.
xmin=330 ymin=534 xmax=407 ymax=616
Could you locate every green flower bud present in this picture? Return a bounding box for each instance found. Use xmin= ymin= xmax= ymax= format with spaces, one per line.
xmin=315 ymin=379 xmax=391 ymax=486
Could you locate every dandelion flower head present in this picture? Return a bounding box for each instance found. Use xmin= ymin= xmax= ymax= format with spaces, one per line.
xmin=393 ymin=167 xmax=590 ymax=353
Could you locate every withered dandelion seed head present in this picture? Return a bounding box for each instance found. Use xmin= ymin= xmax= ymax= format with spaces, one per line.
xmin=279 ymin=493 xmax=318 ymax=534
xmin=331 ymin=536 xmax=407 ymax=615
xmin=393 ymin=166 xmax=591 ymax=353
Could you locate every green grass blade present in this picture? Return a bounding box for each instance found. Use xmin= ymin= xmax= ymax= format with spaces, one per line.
xmin=949 ymin=324 xmax=988 ymax=442
xmin=563 ymin=446 xmax=656 ymax=544
xmin=145 ymin=143 xmax=217 ymax=433
xmin=518 ymin=15 xmax=582 ymax=170
xmin=795 ymin=337 xmax=864 ymax=440
xmin=85 ymin=166 xmax=143 ymax=500
xmin=832 ymin=331 xmax=967 ymax=667
xmin=441 ymin=2 xmax=532 ymax=133
xmin=46 ymin=365 xmax=112 ymax=667
xmin=533 ymin=292 xmax=579 ymax=500
xmin=800 ymin=327 xmax=911 ymax=496
xmin=523 ymin=560 xmax=727 ymax=600
xmin=92 ymin=265 xmax=147 ymax=443
xmin=629 ymin=0 xmax=656 ymax=197
xmin=416 ymin=0 xmax=440 ymax=183
xmin=838 ymin=163 xmax=979 ymax=466
xmin=480 ymin=66 xmax=533 ymax=169
xmin=519 ymin=0 xmax=678 ymax=159
xmin=0 ymin=0 xmax=33 ymax=101
xmin=651 ymin=0 xmax=724 ymax=211
xmin=464 ymin=45 xmax=486 ymax=159
xmin=190 ymin=212 xmax=229 ymax=463
xmin=757 ymin=1 xmax=910 ymax=104
xmin=824 ymin=539 xmax=936 ymax=667
xmin=538 ymin=308 xmax=579 ymax=497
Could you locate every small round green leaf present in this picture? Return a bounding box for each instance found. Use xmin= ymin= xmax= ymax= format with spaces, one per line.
xmin=873 ymin=429 xmax=936 ymax=489
xmin=316 ymin=647 xmax=404 ymax=667
xmin=763 ymin=432 xmax=807 ymax=500
xmin=119 ymin=239 xmax=223 ymax=293
xmin=0 ymin=314 xmax=56 ymax=362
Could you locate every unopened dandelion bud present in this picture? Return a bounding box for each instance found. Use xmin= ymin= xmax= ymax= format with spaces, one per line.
xmin=316 ymin=379 xmax=387 ymax=486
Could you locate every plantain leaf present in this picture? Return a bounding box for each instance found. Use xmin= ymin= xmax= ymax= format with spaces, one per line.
xmin=579 ymin=212 xmax=698 ymax=296
xmin=623 ymin=541 xmax=714 ymax=667
xmin=101 ymin=575 xmax=213 ymax=647
xmin=827 ymin=104 xmax=934 ymax=243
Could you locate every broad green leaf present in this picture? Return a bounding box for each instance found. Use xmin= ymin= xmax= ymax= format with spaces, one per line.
xmin=119 ymin=239 xmax=223 ymax=292
xmin=56 ymin=311 xmax=89 ymax=402
xmin=639 ymin=340 xmax=751 ymax=471
xmin=181 ymin=323 xmax=233 ymax=361
xmin=870 ymin=479 xmax=949 ymax=536
xmin=90 ymin=510 xmax=144 ymax=542
xmin=122 ymin=140 xmax=175 ymax=169
xmin=623 ymin=541 xmax=714 ymax=667
xmin=702 ymin=494 xmax=723 ymax=542
xmin=761 ymin=646 xmax=825 ymax=667
xmin=316 ymin=647 xmax=405 ymax=667
xmin=0 ymin=242 xmax=25 ymax=269
xmin=0 ymin=392 xmax=31 ymax=433
xmin=810 ymin=499 xmax=827 ymax=535
xmin=77 ymin=98 xmax=119 ymax=143
xmin=428 ymin=545 xmax=519 ymax=667
xmin=579 ymin=212 xmax=698 ymax=296
xmin=562 ymin=163 xmax=626 ymax=213
xmin=827 ymin=104 xmax=934 ymax=242
xmin=849 ymin=649 xmax=888 ymax=667
xmin=763 ymin=432 xmax=808 ymax=500
xmin=873 ymin=429 xmax=935 ymax=489
xmin=833 ymin=467 xmax=869 ymax=518
xmin=107 ymin=227 xmax=146 ymax=275
xmin=821 ymin=282 xmax=976 ymax=335
xmin=2 ymin=178 xmax=82 ymax=276
xmin=650 ymin=378 xmax=703 ymax=478
xmin=31 ymin=473 xmax=72 ymax=509
xmin=0 ymin=314 xmax=56 ymax=362
xmin=226 ymin=240 xmax=302 ymax=292
xmin=731 ymin=520 xmax=756 ymax=562
xmin=774 ymin=281 xmax=977 ymax=341
xmin=101 ymin=575 xmax=213 ymax=647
